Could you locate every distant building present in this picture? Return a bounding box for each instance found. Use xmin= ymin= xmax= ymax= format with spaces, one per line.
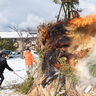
xmin=0 ymin=32 xmax=37 ymax=51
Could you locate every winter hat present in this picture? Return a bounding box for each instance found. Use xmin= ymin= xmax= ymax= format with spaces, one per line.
xmin=26 ymin=47 xmax=30 ymax=51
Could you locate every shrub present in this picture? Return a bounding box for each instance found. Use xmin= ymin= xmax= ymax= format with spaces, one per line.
xmin=39 ymin=46 xmax=45 ymax=61
xmin=59 ymin=57 xmax=78 ymax=84
xmin=14 ymin=76 xmax=34 ymax=94
xmin=89 ymin=64 xmax=96 ymax=77
xmin=34 ymin=51 xmax=38 ymax=54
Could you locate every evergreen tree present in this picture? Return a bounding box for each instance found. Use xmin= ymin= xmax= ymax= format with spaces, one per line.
xmin=53 ymin=0 xmax=82 ymax=12
xmin=3 ymin=38 xmax=17 ymax=51
xmin=53 ymin=0 xmax=60 ymax=4
xmin=0 ymin=37 xmax=5 ymax=50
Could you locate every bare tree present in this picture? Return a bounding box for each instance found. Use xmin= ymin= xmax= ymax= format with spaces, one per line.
xmin=8 ymin=25 xmax=36 ymax=59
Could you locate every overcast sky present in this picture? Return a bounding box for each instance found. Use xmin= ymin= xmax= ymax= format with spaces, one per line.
xmin=0 ymin=0 xmax=96 ymax=32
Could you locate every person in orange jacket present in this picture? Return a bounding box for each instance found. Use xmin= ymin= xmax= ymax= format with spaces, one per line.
xmin=24 ymin=47 xmax=36 ymax=77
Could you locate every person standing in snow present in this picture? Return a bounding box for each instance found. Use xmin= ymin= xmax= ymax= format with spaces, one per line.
xmin=0 ymin=53 xmax=15 ymax=87
xmin=24 ymin=47 xmax=36 ymax=77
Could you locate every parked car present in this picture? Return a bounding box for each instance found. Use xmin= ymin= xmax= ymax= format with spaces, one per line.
xmin=1 ymin=50 xmax=12 ymax=58
xmin=1 ymin=50 xmax=20 ymax=58
xmin=10 ymin=51 xmax=20 ymax=58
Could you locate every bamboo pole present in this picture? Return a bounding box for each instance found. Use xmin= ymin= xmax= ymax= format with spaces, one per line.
xmin=54 ymin=71 xmax=60 ymax=96
xmin=71 ymin=1 xmax=73 ymax=18
xmin=67 ymin=2 xmax=70 ymax=19
xmin=62 ymin=3 xmax=68 ymax=22
xmin=57 ymin=3 xmax=63 ymax=22
xmin=15 ymin=73 xmax=25 ymax=81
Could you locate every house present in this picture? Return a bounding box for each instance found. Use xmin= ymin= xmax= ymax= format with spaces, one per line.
xmin=0 ymin=32 xmax=37 ymax=51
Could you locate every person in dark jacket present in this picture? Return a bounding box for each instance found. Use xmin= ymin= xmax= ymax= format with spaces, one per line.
xmin=0 ymin=53 xmax=15 ymax=87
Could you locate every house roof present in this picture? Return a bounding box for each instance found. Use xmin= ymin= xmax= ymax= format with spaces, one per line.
xmin=0 ymin=32 xmax=37 ymax=38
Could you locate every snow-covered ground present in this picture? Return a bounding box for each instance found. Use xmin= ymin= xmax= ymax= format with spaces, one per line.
xmin=0 ymin=50 xmax=39 ymax=96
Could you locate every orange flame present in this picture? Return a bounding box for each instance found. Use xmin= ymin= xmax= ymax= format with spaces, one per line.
xmin=54 ymin=64 xmax=65 ymax=69
xmin=67 ymin=14 xmax=96 ymax=28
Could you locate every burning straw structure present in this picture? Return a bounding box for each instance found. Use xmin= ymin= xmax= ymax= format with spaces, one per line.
xmin=29 ymin=14 xmax=96 ymax=96
xmin=35 ymin=18 xmax=94 ymax=95
xmin=36 ymin=21 xmax=82 ymax=96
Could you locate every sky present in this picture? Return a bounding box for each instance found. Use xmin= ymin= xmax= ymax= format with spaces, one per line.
xmin=0 ymin=0 xmax=96 ymax=32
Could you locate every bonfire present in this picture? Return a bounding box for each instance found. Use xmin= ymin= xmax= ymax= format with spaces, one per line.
xmin=28 ymin=14 xmax=96 ymax=96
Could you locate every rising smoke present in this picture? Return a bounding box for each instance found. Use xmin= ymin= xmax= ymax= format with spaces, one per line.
xmin=76 ymin=44 xmax=96 ymax=86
